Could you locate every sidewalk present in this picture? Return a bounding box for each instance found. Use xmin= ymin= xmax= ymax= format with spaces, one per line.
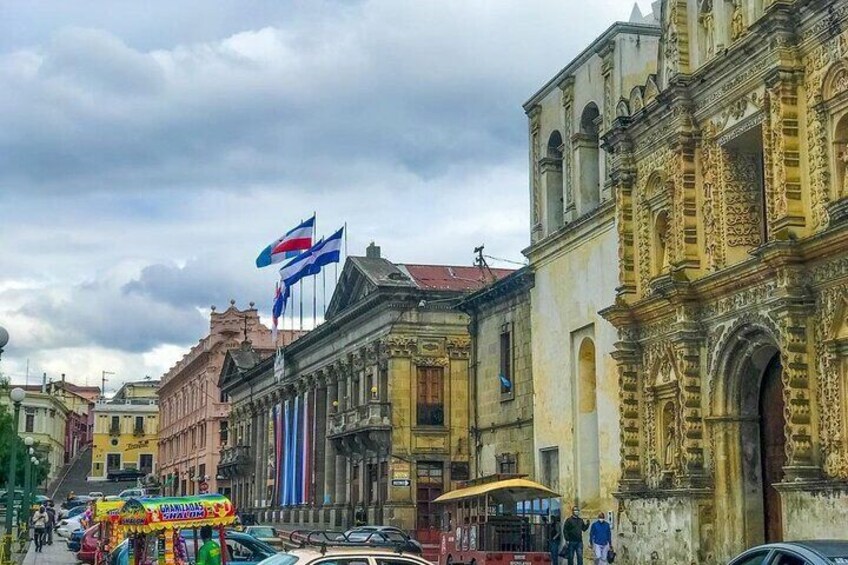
xmin=22 ymin=536 xmax=74 ymax=565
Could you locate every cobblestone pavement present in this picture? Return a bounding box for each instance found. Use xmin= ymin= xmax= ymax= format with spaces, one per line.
xmin=22 ymin=535 xmax=77 ymax=565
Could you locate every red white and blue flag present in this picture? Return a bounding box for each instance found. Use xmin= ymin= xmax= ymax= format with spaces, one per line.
xmin=256 ymin=216 xmax=315 ymax=268
xmin=271 ymin=282 xmax=289 ymax=343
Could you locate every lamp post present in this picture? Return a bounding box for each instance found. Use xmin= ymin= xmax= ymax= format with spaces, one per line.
xmin=21 ymin=440 xmax=33 ymax=531
xmin=0 ymin=326 xmax=8 ymax=360
xmin=3 ymin=387 xmax=25 ymax=561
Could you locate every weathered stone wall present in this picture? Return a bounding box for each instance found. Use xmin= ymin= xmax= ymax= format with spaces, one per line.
xmin=615 ymin=496 xmax=705 ymax=565
xmin=470 ymin=279 xmax=534 ymax=478
xmin=781 ymin=484 xmax=848 ymax=539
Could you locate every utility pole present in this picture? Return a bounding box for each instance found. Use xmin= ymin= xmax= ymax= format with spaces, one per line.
xmin=474 ymin=245 xmax=497 ymax=283
xmin=101 ymin=370 xmax=115 ymax=400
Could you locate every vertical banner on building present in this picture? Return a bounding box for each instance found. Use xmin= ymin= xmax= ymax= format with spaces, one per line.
xmin=282 ymin=399 xmax=290 ymax=506
xmin=267 ymin=406 xmax=275 ymax=505
xmin=302 ymin=389 xmax=311 ymax=505
xmin=293 ymin=394 xmax=301 ymax=505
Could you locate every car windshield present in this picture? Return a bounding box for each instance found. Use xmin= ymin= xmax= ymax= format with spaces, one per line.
xmin=256 ymin=554 xmax=299 ymax=565
xmin=249 ymin=528 xmax=276 ymax=538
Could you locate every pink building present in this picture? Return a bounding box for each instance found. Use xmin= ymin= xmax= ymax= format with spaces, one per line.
xmin=157 ymin=301 xmax=285 ymax=498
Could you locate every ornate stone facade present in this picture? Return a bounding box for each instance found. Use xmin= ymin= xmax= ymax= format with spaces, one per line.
xmin=600 ymin=1 xmax=848 ymax=563
xmin=219 ymin=250 xmax=507 ymax=537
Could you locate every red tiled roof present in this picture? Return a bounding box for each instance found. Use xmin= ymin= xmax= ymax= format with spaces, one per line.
xmin=400 ymin=264 xmax=514 ymax=292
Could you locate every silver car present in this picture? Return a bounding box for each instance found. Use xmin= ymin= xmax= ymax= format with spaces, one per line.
xmin=728 ymin=541 xmax=848 ymax=565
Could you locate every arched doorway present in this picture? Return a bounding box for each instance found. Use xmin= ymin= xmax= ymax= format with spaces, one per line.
xmin=711 ymin=325 xmax=785 ymax=559
xmin=759 ymin=353 xmax=786 ymax=543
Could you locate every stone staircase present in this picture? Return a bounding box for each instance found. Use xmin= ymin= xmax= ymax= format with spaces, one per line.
xmin=51 ymin=446 xmax=125 ymax=502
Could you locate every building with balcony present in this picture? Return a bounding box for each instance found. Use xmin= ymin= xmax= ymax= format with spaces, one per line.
xmin=157 ymin=301 xmax=280 ymax=498
xmin=89 ymin=380 xmax=159 ymax=480
xmin=220 ymin=243 xmax=511 ymax=537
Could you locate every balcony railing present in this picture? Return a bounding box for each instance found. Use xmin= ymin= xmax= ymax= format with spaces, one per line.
xmin=328 ymin=402 xmax=391 ymax=437
xmin=109 ymin=426 xmax=121 ymax=436
xmin=217 ymin=445 xmax=252 ymax=479
xmin=133 ymin=427 xmax=145 ymax=437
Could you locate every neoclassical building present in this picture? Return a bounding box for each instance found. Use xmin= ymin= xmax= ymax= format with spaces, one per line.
xmin=522 ymin=13 xmax=660 ymax=518
xmin=220 ymin=244 xmax=510 ymax=539
xmin=599 ymin=0 xmax=848 ymax=562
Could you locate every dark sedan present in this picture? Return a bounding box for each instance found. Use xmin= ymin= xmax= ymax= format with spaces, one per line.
xmin=729 ymin=541 xmax=848 ymax=565
xmin=106 ymin=469 xmax=146 ymax=482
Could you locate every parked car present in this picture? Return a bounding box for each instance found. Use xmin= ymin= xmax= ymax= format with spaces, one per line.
xmin=110 ymin=531 xmax=277 ymax=565
xmin=341 ymin=527 xmax=423 ymax=555
xmin=117 ymin=488 xmax=150 ymax=499
xmin=77 ymin=525 xmax=100 ymax=564
xmin=243 ymin=526 xmax=285 ymax=551
xmin=257 ymin=543 xmax=432 ymax=565
xmin=67 ymin=528 xmax=85 ymax=552
xmin=56 ymin=517 xmax=85 ymax=538
xmin=59 ymin=505 xmax=87 ymax=521
xmin=106 ymin=469 xmax=145 ymax=482
xmin=728 ymin=541 xmax=848 ymax=565
xmin=62 ymin=495 xmax=94 ymax=511
xmin=88 ymin=492 xmax=104 ymax=498
xmin=181 ymin=530 xmax=278 ymax=565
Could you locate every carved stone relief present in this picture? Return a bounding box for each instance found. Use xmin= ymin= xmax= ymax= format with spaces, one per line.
xmin=816 ymin=284 xmax=848 ymax=479
xmin=722 ymin=150 xmax=763 ymax=247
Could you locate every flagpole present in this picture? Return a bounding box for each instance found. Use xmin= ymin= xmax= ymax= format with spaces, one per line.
xmin=313 ymin=275 xmax=317 ymax=329
xmin=299 ymin=279 xmax=304 ymax=331
xmin=322 ymin=268 xmax=326 ymax=318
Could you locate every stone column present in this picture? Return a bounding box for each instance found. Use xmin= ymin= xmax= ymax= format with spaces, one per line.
xmin=323 ymin=375 xmax=338 ymax=506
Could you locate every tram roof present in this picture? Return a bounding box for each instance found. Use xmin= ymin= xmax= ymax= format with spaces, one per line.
xmin=433 ymin=478 xmax=560 ymax=505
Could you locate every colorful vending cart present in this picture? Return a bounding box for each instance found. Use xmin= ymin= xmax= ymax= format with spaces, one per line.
xmin=119 ymin=494 xmax=236 ymax=565
xmin=94 ymin=499 xmax=126 ymax=565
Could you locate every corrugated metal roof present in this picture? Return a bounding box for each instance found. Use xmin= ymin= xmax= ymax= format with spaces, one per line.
xmin=400 ymin=264 xmax=514 ymax=292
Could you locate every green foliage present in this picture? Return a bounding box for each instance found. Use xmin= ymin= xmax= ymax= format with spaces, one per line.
xmin=0 ymin=383 xmax=50 ymax=491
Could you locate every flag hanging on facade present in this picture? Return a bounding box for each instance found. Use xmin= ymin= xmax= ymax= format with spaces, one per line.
xmin=271 ymin=282 xmax=289 ymax=343
xmin=256 ymin=216 xmax=315 ymax=268
xmin=278 ymin=226 xmax=344 ymax=288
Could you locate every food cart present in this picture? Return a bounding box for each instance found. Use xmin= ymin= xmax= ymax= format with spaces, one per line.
xmin=93 ymin=499 xmax=126 ymax=565
xmin=119 ymin=494 xmax=236 ymax=565
xmin=434 ymin=475 xmax=561 ymax=565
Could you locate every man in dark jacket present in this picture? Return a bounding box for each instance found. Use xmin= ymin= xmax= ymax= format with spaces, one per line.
xmin=45 ymin=502 xmax=56 ymax=545
xmin=560 ymin=506 xmax=589 ymax=565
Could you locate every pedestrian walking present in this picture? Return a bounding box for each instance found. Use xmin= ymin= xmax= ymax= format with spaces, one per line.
xmin=45 ymin=502 xmax=56 ymax=545
xmin=547 ymin=516 xmax=561 ymax=565
xmin=560 ymin=506 xmax=589 ymax=565
xmin=195 ymin=526 xmax=222 ymax=565
xmin=31 ymin=505 xmax=48 ymax=553
xmin=589 ymin=513 xmax=612 ymax=565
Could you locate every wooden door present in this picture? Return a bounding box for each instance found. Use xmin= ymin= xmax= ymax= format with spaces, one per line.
xmin=759 ymin=354 xmax=785 ymax=543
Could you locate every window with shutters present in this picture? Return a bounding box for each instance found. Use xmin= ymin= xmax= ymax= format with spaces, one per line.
xmin=416 ymin=366 xmax=445 ymax=426
xmin=496 ymin=453 xmax=518 ymax=474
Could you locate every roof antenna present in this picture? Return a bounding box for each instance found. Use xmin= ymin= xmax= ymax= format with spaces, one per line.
xmin=474 ymin=245 xmax=497 ymax=283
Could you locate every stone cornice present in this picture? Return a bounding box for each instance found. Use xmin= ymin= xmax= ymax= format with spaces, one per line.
xmin=523 ymin=22 xmax=661 ymax=111
xmin=523 ymin=200 xmax=615 ymax=267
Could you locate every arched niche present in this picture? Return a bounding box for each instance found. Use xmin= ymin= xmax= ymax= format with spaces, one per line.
xmin=823 ymin=61 xmax=848 ymax=200
xmin=630 ymin=86 xmax=645 ymax=113
xmin=541 ymin=130 xmax=565 ymax=233
xmin=653 ymin=210 xmax=671 ymax=276
xmin=574 ymin=103 xmax=601 ymax=216
xmin=576 ymin=337 xmax=600 ymax=507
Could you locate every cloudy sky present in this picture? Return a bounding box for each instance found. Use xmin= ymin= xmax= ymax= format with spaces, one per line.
xmin=0 ymin=0 xmax=650 ymax=391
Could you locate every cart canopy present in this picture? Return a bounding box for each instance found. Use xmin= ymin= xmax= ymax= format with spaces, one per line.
xmin=433 ymin=478 xmax=560 ymax=506
xmin=119 ymin=494 xmax=235 ymax=533
xmin=94 ymin=500 xmax=125 ymax=522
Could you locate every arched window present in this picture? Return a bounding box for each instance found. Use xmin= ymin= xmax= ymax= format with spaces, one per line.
xmin=576 ymin=104 xmax=601 ymax=215
xmin=576 ymin=337 xmax=600 ymax=506
xmin=541 ymin=131 xmax=565 ymax=233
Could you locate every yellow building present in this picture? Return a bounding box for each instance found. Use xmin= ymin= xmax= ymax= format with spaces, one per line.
xmin=89 ymin=380 xmax=160 ymax=481
xmin=597 ymin=0 xmax=848 ymax=562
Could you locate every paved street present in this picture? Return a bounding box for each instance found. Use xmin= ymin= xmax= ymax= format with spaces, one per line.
xmin=22 ymin=536 xmax=75 ymax=565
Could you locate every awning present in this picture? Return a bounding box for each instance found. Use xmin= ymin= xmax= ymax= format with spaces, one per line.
xmin=433 ymin=478 xmax=560 ymax=505
xmin=120 ymin=494 xmax=235 ymax=533
xmin=94 ymin=500 xmax=125 ymax=522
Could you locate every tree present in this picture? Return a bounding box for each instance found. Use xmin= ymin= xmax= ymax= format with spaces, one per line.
xmin=0 ymin=380 xmax=50 ymax=489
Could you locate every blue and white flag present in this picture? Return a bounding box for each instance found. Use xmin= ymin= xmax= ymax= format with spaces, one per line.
xmin=279 ymin=226 xmax=344 ymax=287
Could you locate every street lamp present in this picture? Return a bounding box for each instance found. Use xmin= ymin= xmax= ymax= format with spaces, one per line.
xmin=3 ymin=387 xmax=25 ymax=560
xmin=0 ymin=326 xmax=8 ymax=360
xmin=21 ymin=438 xmax=34 ymax=530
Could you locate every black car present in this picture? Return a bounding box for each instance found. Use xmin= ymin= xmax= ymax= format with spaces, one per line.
xmin=106 ymin=469 xmax=146 ymax=482
xmin=729 ymin=541 xmax=848 ymax=565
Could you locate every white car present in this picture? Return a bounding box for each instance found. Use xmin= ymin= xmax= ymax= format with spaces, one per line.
xmin=258 ymin=534 xmax=433 ymax=565
xmin=56 ymin=517 xmax=84 ymax=538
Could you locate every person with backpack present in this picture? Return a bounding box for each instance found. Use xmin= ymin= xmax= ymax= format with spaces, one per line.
xmin=45 ymin=502 xmax=56 ymax=545
xmin=589 ymin=513 xmax=612 ymax=564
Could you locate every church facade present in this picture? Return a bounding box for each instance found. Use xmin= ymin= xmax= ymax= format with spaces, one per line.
xmin=600 ymin=0 xmax=848 ymax=562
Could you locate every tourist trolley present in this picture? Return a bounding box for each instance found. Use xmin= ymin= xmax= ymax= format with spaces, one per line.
xmin=93 ymin=499 xmax=125 ymax=565
xmin=120 ymin=494 xmax=236 ymax=565
xmin=434 ymin=475 xmax=561 ymax=565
